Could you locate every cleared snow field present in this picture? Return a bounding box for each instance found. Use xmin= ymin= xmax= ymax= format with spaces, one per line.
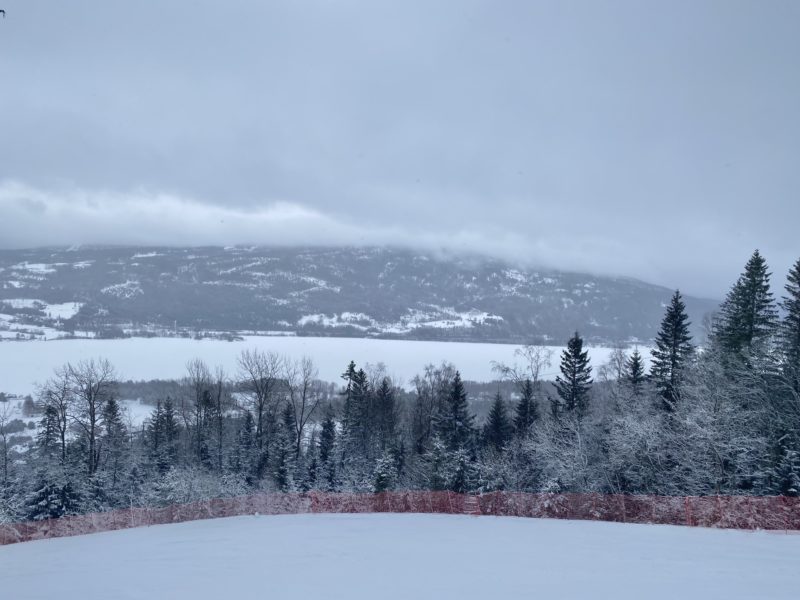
xmin=0 ymin=336 xmax=637 ymax=394
xmin=1 ymin=514 xmax=797 ymax=600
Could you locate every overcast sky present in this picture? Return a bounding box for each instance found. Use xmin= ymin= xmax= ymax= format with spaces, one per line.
xmin=1 ymin=1 xmax=798 ymax=298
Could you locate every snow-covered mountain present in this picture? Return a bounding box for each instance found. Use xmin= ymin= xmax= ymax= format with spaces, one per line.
xmin=0 ymin=246 xmax=718 ymax=344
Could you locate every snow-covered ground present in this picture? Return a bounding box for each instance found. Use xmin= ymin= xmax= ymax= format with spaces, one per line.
xmin=0 ymin=298 xmax=93 ymax=341
xmin=1 ymin=514 xmax=797 ymax=600
xmin=0 ymin=396 xmax=153 ymax=435
xmin=0 ymin=336 xmax=643 ymax=394
xmin=0 ymin=299 xmax=84 ymax=320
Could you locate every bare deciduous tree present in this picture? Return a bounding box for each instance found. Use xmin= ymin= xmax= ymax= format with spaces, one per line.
xmin=184 ymin=358 xmax=213 ymax=464
xmin=68 ymin=358 xmax=117 ymax=476
xmin=411 ymin=362 xmax=457 ymax=454
xmin=284 ymin=356 xmax=322 ymax=458
xmin=492 ymin=343 xmax=554 ymax=399
xmin=38 ymin=366 xmax=72 ymax=464
xmin=237 ymin=349 xmax=283 ymax=451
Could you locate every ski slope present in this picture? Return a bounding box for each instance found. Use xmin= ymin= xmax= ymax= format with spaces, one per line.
xmin=1 ymin=514 xmax=798 ymax=600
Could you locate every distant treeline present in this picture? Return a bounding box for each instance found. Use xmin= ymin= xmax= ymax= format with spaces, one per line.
xmin=1 ymin=250 xmax=798 ymax=522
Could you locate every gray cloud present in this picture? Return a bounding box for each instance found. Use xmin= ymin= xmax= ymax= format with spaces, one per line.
xmin=0 ymin=1 xmax=798 ymax=297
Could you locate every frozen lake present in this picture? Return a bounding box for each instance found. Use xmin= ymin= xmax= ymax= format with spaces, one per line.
xmin=0 ymin=336 xmax=635 ymax=394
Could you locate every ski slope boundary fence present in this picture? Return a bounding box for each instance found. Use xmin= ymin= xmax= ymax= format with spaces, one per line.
xmin=1 ymin=491 xmax=799 ymax=546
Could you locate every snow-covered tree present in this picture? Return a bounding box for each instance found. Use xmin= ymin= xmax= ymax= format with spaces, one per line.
xmin=483 ymin=391 xmax=512 ymax=452
xmin=650 ymin=291 xmax=694 ymax=411
xmin=713 ymin=250 xmax=778 ymax=359
xmin=554 ymin=332 xmax=592 ymax=417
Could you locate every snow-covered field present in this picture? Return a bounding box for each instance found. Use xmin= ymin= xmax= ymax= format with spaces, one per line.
xmin=0 ymin=336 xmax=638 ymax=394
xmin=1 ymin=514 xmax=797 ymax=600
xmin=0 ymin=298 xmax=93 ymax=340
xmin=0 ymin=395 xmax=151 ymax=434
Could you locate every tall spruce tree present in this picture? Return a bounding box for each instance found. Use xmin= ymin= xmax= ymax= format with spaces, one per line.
xmin=555 ymin=332 xmax=593 ymax=416
xmin=434 ymin=371 xmax=474 ymax=451
xmin=713 ymin=250 xmax=778 ymax=358
xmin=231 ymin=410 xmax=255 ymax=481
xmin=273 ymin=403 xmax=296 ymax=492
xmin=624 ymin=348 xmax=646 ymax=396
xmin=315 ymin=406 xmax=338 ymax=491
xmin=37 ymin=405 xmax=61 ymax=462
xmin=483 ymin=391 xmax=512 ymax=451
xmin=781 ymin=258 xmax=800 ymax=392
xmin=351 ymin=368 xmax=372 ymax=458
xmin=339 ymin=363 xmax=374 ymax=466
xmin=100 ymin=398 xmax=128 ymax=496
xmin=375 ymin=377 xmax=397 ymax=452
xmin=147 ymin=398 xmax=180 ymax=473
xmin=513 ymin=378 xmax=538 ymax=434
xmin=650 ymin=291 xmax=694 ymax=411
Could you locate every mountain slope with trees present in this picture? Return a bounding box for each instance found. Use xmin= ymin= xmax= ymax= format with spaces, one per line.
xmin=0 ymin=246 xmax=719 ymax=344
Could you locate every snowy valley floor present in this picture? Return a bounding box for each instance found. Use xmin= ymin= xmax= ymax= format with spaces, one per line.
xmin=2 ymin=513 xmax=799 ymax=600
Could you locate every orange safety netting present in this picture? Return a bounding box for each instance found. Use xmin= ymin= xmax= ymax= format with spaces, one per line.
xmin=2 ymin=492 xmax=798 ymax=546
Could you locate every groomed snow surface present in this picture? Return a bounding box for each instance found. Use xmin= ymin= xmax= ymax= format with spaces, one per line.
xmin=2 ymin=514 xmax=798 ymax=600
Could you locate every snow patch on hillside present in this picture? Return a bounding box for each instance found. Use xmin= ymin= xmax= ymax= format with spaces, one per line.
xmin=298 ymin=313 xmax=375 ymax=330
xmin=101 ymin=281 xmax=144 ymax=299
xmin=10 ymin=263 xmax=60 ymax=275
xmin=298 ymin=307 xmax=504 ymax=335
xmin=0 ymin=299 xmax=83 ymax=320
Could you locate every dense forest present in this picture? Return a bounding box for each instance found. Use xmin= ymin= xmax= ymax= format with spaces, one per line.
xmin=1 ymin=250 xmax=799 ymax=522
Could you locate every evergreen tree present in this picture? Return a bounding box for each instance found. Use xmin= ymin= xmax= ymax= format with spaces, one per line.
xmin=319 ymin=407 xmax=336 ymax=465
xmin=513 ymin=378 xmax=538 ymax=435
xmin=272 ymin=403 xmax=296 ymax=492
xmin=303 ymin=439 xmax=319 ymax=492
xmin=555 ymin=332 xmax=593 ymax=416
xmin=318 ymin=406 xmax=337 ymax=491
xmin=771 ymin=446 xmax=800 ymax=497
xmin=161 ymin=396 xmax=181 ymax=469
xmin=147 ymin=398 xmax=180 ymax=473
xmin=351 ymin=368 xmax=372 ymax=457
xmin=231 ymin=410 xmax=255 ymax=482
xmin=147 ymin=400 xmax=164 ymax=460
xmin=483 ymin=391 xmax=512 ymax=452
xmin=196 ymin=389 xmax=214 ymax=468
xmin=434 ymin=371 xmax=474 ymax=451
xmin=25 ymin=468 xmax=81 ymax=521
xmin=449 ymin=449 xmax=477 ymax=494
xmin=339 ymin=362 xmax=373 ymax=468
xmin=780 ymin=258 xmax=800 ymax=393
xmin=713 ymin=250 xmax=778 ymax=358
xmin=425 ymin=438 xmax=449 ymax=491
xmin=372 ymin=450 xmax=398 ymax=493
xmin=624 ymin=348 xmax=646 ymax=396
xmin=339 ymin=360 xmax=358 ymax=445
xmin=650 ymin=291 xmax=694 ymax=411
xmin=375 ymin=377 xmax=397 ymax=452
xmin=392 ymin=439 xmax=406 ymax=482
xmin=37 ymin=405 xmax=61 ymax=462
xmin=100 ymin=398 xmax=128 ymax=499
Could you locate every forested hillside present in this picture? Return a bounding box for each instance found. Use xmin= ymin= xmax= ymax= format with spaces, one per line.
xmin=0 ymin=246 xmax=718 ymax=344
